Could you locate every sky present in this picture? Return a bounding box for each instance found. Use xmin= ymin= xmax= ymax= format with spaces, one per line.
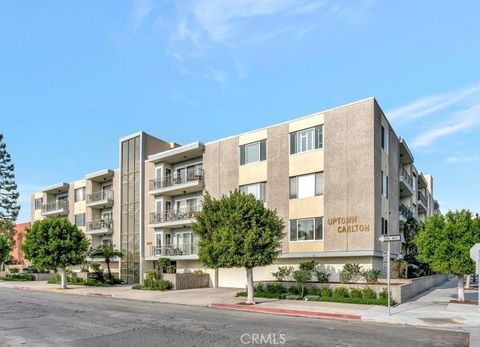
xmin=0 ymin=0 xmax=479 ymax=222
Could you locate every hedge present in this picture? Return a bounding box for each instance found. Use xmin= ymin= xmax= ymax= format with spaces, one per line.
xmin=0 ymin=274 xmax=36 ymax=281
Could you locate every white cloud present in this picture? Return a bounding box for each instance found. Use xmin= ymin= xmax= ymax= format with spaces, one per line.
xmin=388 ymin=84 xmax=480 ymax=121
xmin=411 ymin=104 xmax=480 ymax=149
xmin=132 ymin=0 xmax=154 ymax=31
xmin=447 ymin=155 xmax=480 ymax=163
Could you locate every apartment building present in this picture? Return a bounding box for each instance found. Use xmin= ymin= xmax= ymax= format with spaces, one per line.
xmin=31 ymin=97 xmax=439 ymax=286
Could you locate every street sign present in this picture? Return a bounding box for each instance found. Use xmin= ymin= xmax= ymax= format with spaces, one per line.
xmin=378 ymin=234 xmax=401 ymax=242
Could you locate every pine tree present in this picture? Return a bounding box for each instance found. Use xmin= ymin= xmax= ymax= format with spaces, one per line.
xmin=0 ymin=134 xmax=20 ymax=222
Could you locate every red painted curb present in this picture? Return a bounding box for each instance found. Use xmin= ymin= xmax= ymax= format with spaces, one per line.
xmin=210 ymin=303 xmax=361 ymax=321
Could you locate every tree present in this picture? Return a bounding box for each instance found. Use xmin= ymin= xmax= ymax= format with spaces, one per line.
xmin=192 ymin=191 xmax=285 ymax=304
xmin=22 ymin=218 xmax=90 ymax=289
xmin=402 ymin=217 xmax=431 ymax=278
xmin=0 ymin=134 xmax=20 ymax=222
xmin=0 ymin=235 xmax=11 ymax=271
xmin=414 ymin=210 xmax=480 ymax=301
xmin=88 ymin=244 xmax=124 ymax=282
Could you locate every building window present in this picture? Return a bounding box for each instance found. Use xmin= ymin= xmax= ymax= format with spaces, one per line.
xmin=102 ymin=238 xmax=112 ymax=246
xmin=381 ymin=171 xmax=389 ymax=198
xmin=34 ymin=198 xmax=43 ymax=210
xmin=239 ymin=182 xmax=267 ymax=202
xmin=240 ymin=140 xmax=266 ymax=165
xmin=289 ymin=172 xmax=323 ymax=199
xmin=75 ymin=213 xmax=85 ymax=227
xmin=381 ymin=217 xmax=388 ymax=235
xmin=290 ymin=217 xmax=323 ymax=241
xmin=381 ymin=125 xmax=389 ymax=153
xmin=290 ymin=126 xmax=323 ymax=154
xmin=74 ymin=187 xmax=85 ymax=202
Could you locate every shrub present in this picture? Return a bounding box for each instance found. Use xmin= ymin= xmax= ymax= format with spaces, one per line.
xmin=307 ymin=286 xmax=322 ymax=296
xmin=362 ymin=287 xmax=377 ymax=299
xmin=132 ymin=279 xmax=173 ymax=291
xmin=68 ymin=276 xmax=85 ymax=285
xmin=362 ymin=270 xmax=381 ymax=284
xmin=266 ymin=283 xmax=286 ymax=294
xmin=339 ymin=270 xmax=351 ymax=283
xmin=299 ymin=260 xmax=318 ymax=272
xmin=293 ymin=269 xmax=311 ymax=298
xmin=349 ymin=288 xmax=363 ymax=298
xmin=333 ymin=287 xmax=349 ymax=298
xmin=9 ymin=268 xmax=19 ymax=274
xmin=132 ymin=284 xmax=143 ymax=290
xmin=236 ymin=291 xmax=284 ymax=299
xmin=379 ymin=289 xmax=388 ymax=301
xmin=287 ymin=285 xmax=301 ymax=295
xmin=158 ymin=258 xmax=171 ymax=273
xmin=145 ymin=270 xmax=161 ymax=289
xmin=85 ymin=279 xmax=109 ymax=287
xmin=339 ymin=263 xmax=363 ymax=283
xmin=320 ymin=286 xmax=332 ymax=298
xmin=4 ymin=274 xmax=35 ymax=281
xmin=254 ymin=283 xmax=264 ymax=292
xmin=314 ymin=270 xmax=331 ymax=283
xmin=272 ymin=266 xmax=294 ymax=282
xmin=285 ymin=294 xmax=302 ymax=300
xmin=89 ymin=263 xmax=105 ymax=283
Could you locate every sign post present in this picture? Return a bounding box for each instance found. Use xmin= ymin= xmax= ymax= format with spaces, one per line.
xmin=469 ymin=243 xmax=480 ymax=312
xmin=379 ymin=234 xmax=402 ymax=316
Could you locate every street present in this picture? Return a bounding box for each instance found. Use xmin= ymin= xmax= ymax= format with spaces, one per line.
xmin=0 ymin=287 xmax=469 ymax=347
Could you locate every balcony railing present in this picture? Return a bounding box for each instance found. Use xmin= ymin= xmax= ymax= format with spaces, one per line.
xmin=399 ymin=203 xmax=414 ymax=220
xmin=150 ymin=205 xmax=201 ymax=224
xmin=149 ymin=169 xmax=204 ymax=191
xmin=418 ymin=191 xmax=427 ymax=207
xmin=87 ymin=219 xmax=113 ymax=231
xmin=150 ymin=243 xmax=198 ymax=257
xmin=41 ymin=200 xmax=68 ymax=213
xmin=400 ymin=167 xmax=413 ymax=189
xmin=87 ymin=190 xmax=114 ymax=204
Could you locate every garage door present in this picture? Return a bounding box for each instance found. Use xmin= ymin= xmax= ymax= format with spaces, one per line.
xmin=218 ymin=267 xmax=247 ymax=288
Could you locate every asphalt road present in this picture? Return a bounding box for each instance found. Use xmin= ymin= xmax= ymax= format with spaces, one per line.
xmin=0 ymin=287 xmax=469 ymax=347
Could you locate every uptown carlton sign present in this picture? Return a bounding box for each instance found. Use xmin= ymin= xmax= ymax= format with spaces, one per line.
xmin=327 ymin=216 xmax=370 ymax=233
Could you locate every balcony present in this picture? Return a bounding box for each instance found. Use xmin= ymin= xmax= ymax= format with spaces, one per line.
xmin=149 ymin=169 xmax=204 ymax=196
xmin=399 ymin=203 xmax=414 ymax=223
xmin=149 ymin=205 xmax=201 ymax=228
xmin=86 ymin=220 xmax=113 ymax=236
xmin=399 ymin=167 xmax=414 ymax=197
xmin=418 ymin=191 xmax=428 ymax=213
xmin=86 ymin=190 xmax=114 ymax=208
xmin=148 ymin=243 xmax=198 ymax=259
xmin=41 ymin=200 xmax=69 ymax=217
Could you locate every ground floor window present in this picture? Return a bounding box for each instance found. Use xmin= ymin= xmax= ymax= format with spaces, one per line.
xmin=290 ymin=217 xmax=323 ymax=241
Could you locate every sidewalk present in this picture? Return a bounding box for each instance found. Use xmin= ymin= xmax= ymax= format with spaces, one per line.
xmin=1 ymin=278 xmax=479 ymax=345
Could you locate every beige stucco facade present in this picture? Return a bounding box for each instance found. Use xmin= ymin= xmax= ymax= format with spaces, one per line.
xmin=31 ymin=97 xmax=438 ymax=286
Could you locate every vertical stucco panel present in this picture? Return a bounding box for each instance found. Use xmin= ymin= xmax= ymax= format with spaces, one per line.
xmin=112 ymin=170 xmax=121 ymax=247
xmin=324 ymin=99 xmax=376 ymax=252
xmin=85 ymin=179 xmax=93 ymax=233
xmin=266 ymin=124 xmax=289 ymax=253
xmin=203 ymin=142 xmax=220 ymax=198
xmin=218 ymin=137 xmax=239 ymax=195
xmin=67 ymin=184 xmax=75 ymax=224
xmin=143 ymin=161 xmax=156 ymax=251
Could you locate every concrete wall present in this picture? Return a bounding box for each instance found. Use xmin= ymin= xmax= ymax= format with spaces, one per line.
xmin=162 ymin=273 xmax=210 ymax=290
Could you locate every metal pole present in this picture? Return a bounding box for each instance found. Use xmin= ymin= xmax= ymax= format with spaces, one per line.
xmin=387 ymin=241 xmax=391 ymax=316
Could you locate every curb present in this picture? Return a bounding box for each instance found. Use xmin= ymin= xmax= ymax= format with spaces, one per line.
xmin=210 ymin=303 xmax=361 ymax=321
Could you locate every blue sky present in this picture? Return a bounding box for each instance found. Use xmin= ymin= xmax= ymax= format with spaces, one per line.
xmin=1 ymin=0 xmax=479 ymax=222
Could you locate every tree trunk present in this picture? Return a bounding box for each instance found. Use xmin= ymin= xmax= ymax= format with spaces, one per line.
xmin=246 ymin=267 xmax=255 ymax=304
xmin=106 ymin=259 xmax=112 ymax=282
xmin=60 ymin=268 xmax=67 ymax=290
xmin=465 ymin=275 xmax=471 ymax=289
xmin=457 ymin=275 xmax=465 ymax=302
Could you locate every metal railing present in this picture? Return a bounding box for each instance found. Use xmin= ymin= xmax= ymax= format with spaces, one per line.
xmin=150 ymin=205 xmax=201 ymax=224
xmin=150 ymin=243 xmax=198 ymax=257
xmin=87 ymin=190 xmax=114 ymax=204
xmin=399 ymin=203 xmax=414 ymax=220
xmin=418 ymin=191 xmax=427 ymax=207
xmin=400 ymin=167 xmax=413 ymax=189
xmin=87 ymin=219 xmax=113 ymax=231
xmin=41 ymin=200 xmax=69 ymax=213
xmin=149 ymin=169 xmax=204 ymax=191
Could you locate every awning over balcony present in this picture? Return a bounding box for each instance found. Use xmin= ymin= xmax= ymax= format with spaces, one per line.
xmin=85 ymin=169 xmax=114 ymax=182
xmin=147 ymin=141 xmax=204 ymax=164
xmin=399 ymin=137 xmax=414 ymax=164
xmin=41 ymin=182 xmax=69 ymax=194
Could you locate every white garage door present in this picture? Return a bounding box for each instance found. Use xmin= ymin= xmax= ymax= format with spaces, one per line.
xmin=218 ymin=267 xmax=247 ymax=288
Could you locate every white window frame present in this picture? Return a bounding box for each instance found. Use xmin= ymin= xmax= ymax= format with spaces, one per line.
xmin=382 ymin=171 xmax=389 ymax=198
xmin=289 ymin=217 xmax=324 ymax=242
xmin=239 ymin=182 xmax=267 ymax=202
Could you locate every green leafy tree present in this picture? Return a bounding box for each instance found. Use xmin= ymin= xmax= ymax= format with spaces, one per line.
xmin=192 ymin=191 xmax=285 ymax=304
xmin=0 ymin=234 xmax=11 ymax=270
xmin=292 ymin=269 xmax=311 ymax=298
xmin=22 ymin=218 xmax=90 ymax=289
xmin=414 ymin=210 xmax=480 ymax=301
xmin=0 ymin=134 xmax=20 ymax=222
xmin=88 ymin=244 xmax=124 ymax=282
xmin=402 ymin=217 xmax=431 ymax=278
